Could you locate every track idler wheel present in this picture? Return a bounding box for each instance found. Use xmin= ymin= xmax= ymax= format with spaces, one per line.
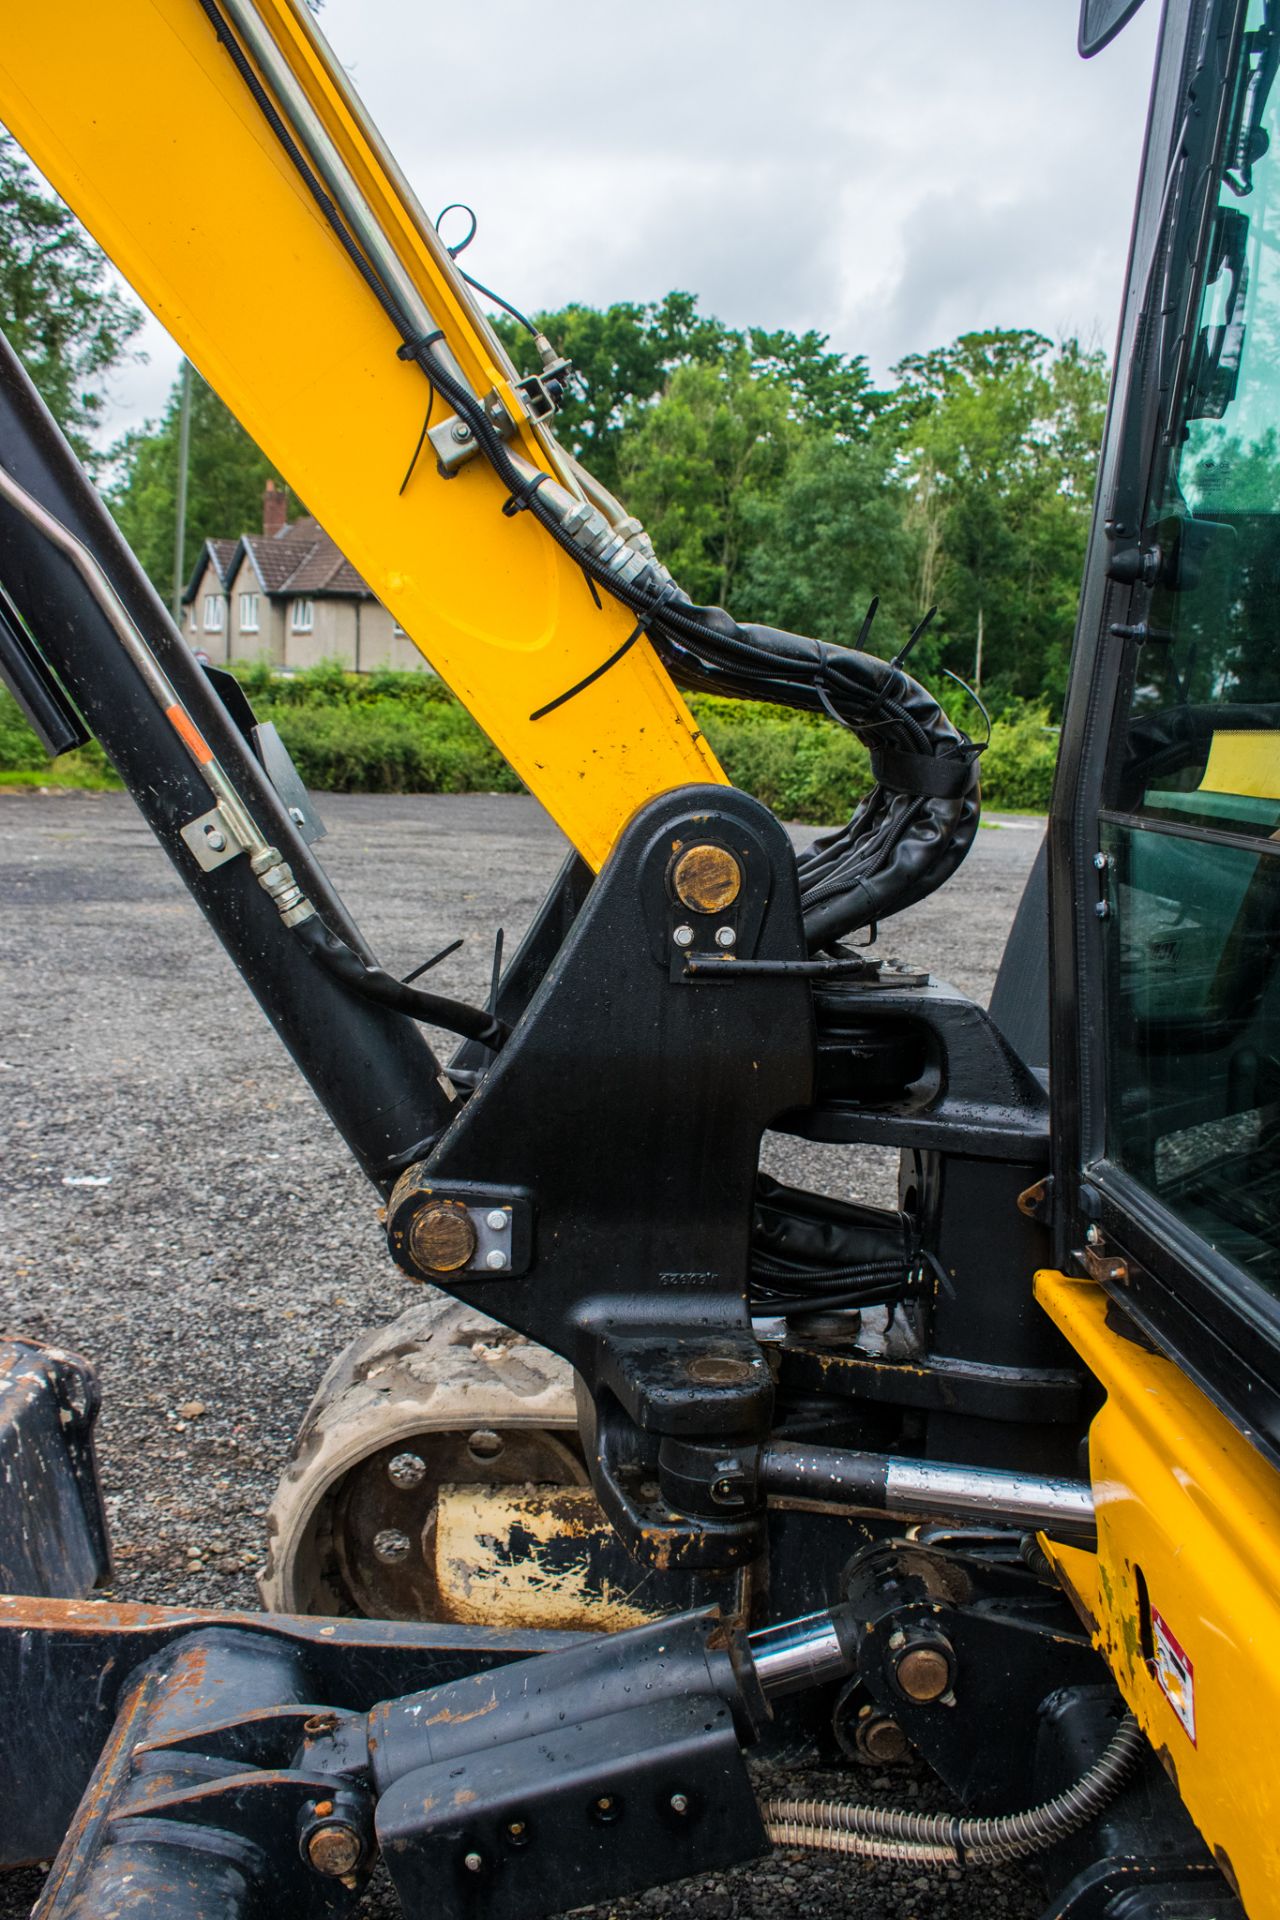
xmin=260 ymin=1296 xmax=588 ymax=1623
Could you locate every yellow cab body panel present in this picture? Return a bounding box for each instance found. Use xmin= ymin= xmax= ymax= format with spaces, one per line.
xmin=1038 ymin=1273 xmax=1280 ymax=1916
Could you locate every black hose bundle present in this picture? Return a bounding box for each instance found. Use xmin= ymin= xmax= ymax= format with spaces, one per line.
xmin=438 ymin=388 xmax=982 ymax=946
xmin=410 ymin=323 xmax=984 ymax=946
xmin=662 ymin=604 xmax=982 ymax=947
xmin=750 ymin=1173 xmax=918 ymax=1317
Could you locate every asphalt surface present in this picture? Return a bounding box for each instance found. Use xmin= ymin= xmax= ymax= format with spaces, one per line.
xmin=0 ymin=789 xmax=1046 ymax=1920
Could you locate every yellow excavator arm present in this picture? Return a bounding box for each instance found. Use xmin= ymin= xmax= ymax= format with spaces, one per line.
xmin=0 ymin=0 xmax=726 ymax=872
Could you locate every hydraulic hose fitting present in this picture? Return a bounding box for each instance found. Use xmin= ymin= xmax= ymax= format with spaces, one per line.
xmin=252 ymin=847 xmax=316 ymax=926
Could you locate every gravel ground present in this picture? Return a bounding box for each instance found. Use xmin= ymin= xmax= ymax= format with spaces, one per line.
xmin=0 ymin=789 xmax=1045 ymax=1920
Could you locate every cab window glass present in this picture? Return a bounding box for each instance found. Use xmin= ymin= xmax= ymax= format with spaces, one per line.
xmin=1107 ymin=0 xmax=1280 ymax=1287
xmin=1123 ymin=0 xmax=1280 ymax=839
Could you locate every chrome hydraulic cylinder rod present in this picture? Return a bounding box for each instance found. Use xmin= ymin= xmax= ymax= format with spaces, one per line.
xmin=762 ymin=1441 xmax=1095 ymax=1537
xmin=748 ymin=1610 xmax=855 ymax=1700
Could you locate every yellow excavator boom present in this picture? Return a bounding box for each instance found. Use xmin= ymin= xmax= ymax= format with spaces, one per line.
xmin=0 ymin=0 xmax=726 ymax=872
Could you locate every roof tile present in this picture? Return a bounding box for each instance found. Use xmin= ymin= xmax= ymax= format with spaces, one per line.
xmin=239 ymin=517 xmax=372 ymax=599
xmin=184 ymin=518 xmax=375 ymax=604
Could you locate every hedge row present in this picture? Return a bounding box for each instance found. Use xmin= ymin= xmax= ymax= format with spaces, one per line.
xmin=0 ymin=663 xmax=1059 ymax=816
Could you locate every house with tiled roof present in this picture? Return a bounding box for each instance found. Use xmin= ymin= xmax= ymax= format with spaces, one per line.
xmin=182 ymin=481 xmax=424 ymax=672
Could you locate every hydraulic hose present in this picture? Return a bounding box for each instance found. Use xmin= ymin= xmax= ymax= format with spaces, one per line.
xmin=295 ymin=915 xmax=508 ymax=1049
xmin=762 ymin=1712 xmax=1145 ymax=1867
xmin=750 ymin=1173 xmax=918 ymax=1314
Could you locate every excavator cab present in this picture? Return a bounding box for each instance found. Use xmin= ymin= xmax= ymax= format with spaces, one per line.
xmin=0 ymin=0 xmax=1278 ymax=1915
xmin=1053 ymin=0 xmax=1280 ymax=1414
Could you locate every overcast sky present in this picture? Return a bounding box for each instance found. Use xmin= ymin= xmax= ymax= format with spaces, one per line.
xmin=99 ymin=0 xmax=1161 ymax=439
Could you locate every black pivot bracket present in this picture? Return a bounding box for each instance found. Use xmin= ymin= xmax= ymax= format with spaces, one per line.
xmin=386 ymin=786 xmax=815 ymax=1569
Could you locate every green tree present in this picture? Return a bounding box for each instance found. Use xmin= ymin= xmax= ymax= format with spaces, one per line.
xmin=494 ymin=291 xmax=734 ymax=493
xmin=110 ymin=367 xmax=290 ymax=596
xmin=495 ymin=293 xmax=875 ymax=494
xmin=618 ymin=350 xmax=800 ymax=606
xmin=740 ymin=433 xmax=920 ymax=651
xmin=0 ymin=133 xmax=142 ymax=465
xmin=888 ymin=329 xmax=1109 ymax=710
xmin=746 ymin=326 xmax=880 ymax=440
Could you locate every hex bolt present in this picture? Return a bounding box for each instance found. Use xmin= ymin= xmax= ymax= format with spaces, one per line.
xmin=387 ymin=1451 xmax=427 ymax=1490
xmin=1086 ymin=1223 xmax=1104 ymax=1247
xmin=1095 ymin=899 xmax=1111 ymax=919
xmin=485 ymin=1208 xmax=509 ymax=1231
xmin=715 ymin=925 xmax=736 ymax=949
xmin=306 ymin=1822 xmax=363 ymax=1878
xmin=711 ymin=1476 xmax=738 ymax=1505
xmin=205 ymin=829 xmax=227 ymax=852
xmin=673 ymin=924 xmax=695 ymax=949
xmin=506 ymin=1819 xmax=528 ymax=1844
xmin=373 ymin=1527 xmax=412 ymax=1564
xmin=892 ymin=1639 xmax=953 ymax=1704
xmin=1093 ymin=851 xmax=1111 ymax=871
xmin=485 ymin=1248 xmax=508 ymax=1271
xmin=289 ymin=806 xmax=306 ymax=827
xmin=669 ymin=1792 xmax=690 ymax=1816
xmin=464 ymin=1851 xmax=484 ymax=1874
xmin=452 ymin=422 xmax=473 ymax=443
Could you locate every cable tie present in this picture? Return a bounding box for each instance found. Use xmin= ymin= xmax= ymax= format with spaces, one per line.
xmin=529 ymin=617 xmax=648 ymax=721
xmin=889 ymin=605 xmax=938 ymax=672
xmin=397 ymin=328 xmax=445 ymax=362
xmin=501 ymin=471 xmax=553 ymax=517
xmin=398 ymin=379 xmax=437 ymax=496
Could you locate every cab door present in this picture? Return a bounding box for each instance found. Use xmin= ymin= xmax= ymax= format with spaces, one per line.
xmin=1052 ymin=0 xmax=1280 ymax=1457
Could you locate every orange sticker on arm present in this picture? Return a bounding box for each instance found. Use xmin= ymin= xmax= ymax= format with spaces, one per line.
xmin=165 ymin=703 xmax=214 ymax=765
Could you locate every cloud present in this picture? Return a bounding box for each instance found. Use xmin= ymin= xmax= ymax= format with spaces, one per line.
xmin=91 ymin=0 xmax=1162 ymax=437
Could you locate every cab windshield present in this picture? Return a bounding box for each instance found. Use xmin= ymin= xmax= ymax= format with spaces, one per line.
xmin=1106 ymin=0 xmax=1280 ymax=1289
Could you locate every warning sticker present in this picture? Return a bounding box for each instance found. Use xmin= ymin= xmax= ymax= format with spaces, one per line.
xmin=1151 ymin=1606 xmax=1196 ymax=1744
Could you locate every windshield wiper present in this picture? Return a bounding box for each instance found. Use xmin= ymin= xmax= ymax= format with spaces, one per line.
xmin=1186 ymin=202 xmax=1250 ymax=418
xmin=1225 ymin=0 xmax=1280 ymax=196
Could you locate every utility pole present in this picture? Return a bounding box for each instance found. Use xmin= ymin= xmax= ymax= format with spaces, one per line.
xmin=170 ymin=357 xmax=192 ymax=628
xmin=974 ymin=605 xmax=984 ymax=694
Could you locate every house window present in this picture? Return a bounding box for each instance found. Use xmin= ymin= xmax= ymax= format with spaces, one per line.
xmin=203 ymin=594 xmax=225 ymax=633
xmin=189 ymin=604 xmax=197 ymax=631
xmin=291 ymin=599 xmax=314 ymax=633
xmin=239 ymin=592 xmax=260 ymax=633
